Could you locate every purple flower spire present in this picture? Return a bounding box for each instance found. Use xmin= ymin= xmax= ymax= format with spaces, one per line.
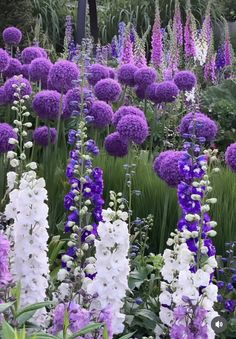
xmin=202 ymin=11 xmax=212 ymax=46
xmin=204 ymin=53 xmax=216 ymax=83
xmin=224 ymin=22 xmax=233 ymax=67
xmin=134 ymin=36 xmax=147 ymax=68
xmin=111 ymin=37 xmax=118 ymax=59
xmin=118 ymin=22 xmax=126 ymax=61
xmin=184 ymin=8 xmax=197 ymax=58
xmin=0 ymin=233 xmax=12 ymax=287
xmin=173 ymin=0 xmax=183 ymax=46
xmin=121 ymin=29 xmax=134 ymax=64
xmin=151 ymin=0 xmax=163 ymax=68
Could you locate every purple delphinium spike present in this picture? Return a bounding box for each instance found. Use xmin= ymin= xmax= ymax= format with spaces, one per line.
xmin=121 ymin=30 xmax=134 ymax=64
xmin=204 ymin=53 xmax=216 ymax=83
xmin=151 ymin=0 xmax=163 ymax=68
xmin=184 ymin=9 xmax=196 ymax=58
xmin=118 ymin=22 xmax=126 ymax=61
xmin=111 ymin=37 xmax=118 ymax=59
xmin=173 ymin=0 xmax=183 ymax=46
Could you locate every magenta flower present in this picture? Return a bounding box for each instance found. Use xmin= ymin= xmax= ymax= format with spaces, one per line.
xmin=151 ymin=1 xmax=163 ymax=68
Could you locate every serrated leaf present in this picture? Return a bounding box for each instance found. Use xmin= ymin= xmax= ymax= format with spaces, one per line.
xmin=68 ymin=323 xmax=104 ymax=338
xmin=0 ymin=301 xmax=15 ymax=313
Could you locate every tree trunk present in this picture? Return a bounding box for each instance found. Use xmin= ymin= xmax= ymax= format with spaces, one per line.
xmin=76 ymin=0 xmax=87 ymax=44
xmin=88 ymin=0 xmax=98 ymax=44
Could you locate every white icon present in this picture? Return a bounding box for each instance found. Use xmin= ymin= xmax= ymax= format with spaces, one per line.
xmin=215 ymin=321 xmax=223 ymax=328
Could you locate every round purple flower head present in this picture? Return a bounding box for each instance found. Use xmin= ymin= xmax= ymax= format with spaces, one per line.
xmin=21 ymin=47 xmax=43 ymax=64
xmin=113 ymin=105 xmax=145 ymax=127
xmin=94 ymin=78 xmax=122 ymax=102
xmin=29 ymin=57 xmax=52 ymax=83
xmin=3 ymin=58 xmax=22 ymax=78
xmin=117 ymin=64 xmax=138 ymax=87
xmin=174 ymin=70 xmax=197 ymax=91
xmin=105 ymin=132 xmax=129 ymax=157
xmin=152 ymin=81 xmax=179 ymax=104
xmin=134 ymin=67 xmax=157 ymax=88
xmin=134 ymin=85 xmax=147 ymax=100
xmin=108 ymin=67 xmax=116 ymax=79
xmin=0 ymin=48 xmax=10 ymax=72
xmin=87 ymin=63 xmax=110 ymax=86
xmin=0 ymin=86 xmax=7 ymax=106
xmin=179 ymin=112 xmax=218 ymax=142
xmin=38 ymin=47 xmax=48 ymax=58
xmin=146 ymin=83 xmax=160 ymax=104
xmin=225 ymin=142 xmax=236 ymax=172
xmin=32 ymin=90 xmax=61 ymax=120
xmin=21 ymin=64 xmax=30 ymax=79
xmin=153 ymin=150 xmax=185 ymax=187
xmin=0 ymin=123 xmax=18 ymax=153
xmin=117 ymin=114 xmax=149 ymax=144
xmin=4 ymin=76 xmax=32 ymax=103
xmin=49 ymin=60 xmax=79 ymax=93
xmin=33 ymin=126 xmax=57 ymax=146
xmin=89 ymin=100 xmax=113 ymax=128
xmin=3 ymin=27 xmax=22 ymax=45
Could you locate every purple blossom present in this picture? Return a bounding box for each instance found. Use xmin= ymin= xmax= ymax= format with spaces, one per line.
xmin=121 ymin=32 xmax=134 ymax=64
xmin=118 ymin=22 xmax=126 ymax=61
xmin=204 ymin=54 xmax=216 ymax=83
xmin=3 ymin=58 xmax=22 ymax=78
xmin=21 ymin=47 xmax=43 ymax=64
xmin=174 ymin=71 xmax=197 ymax=91
xmin=173 ymin=0 xmax=183 ymax=46
xmin=184 ymin=11 xmax=196 ymax=58
xmin=0 ymin=233 xmax=12 ymax=287
xmin=62 ymin=87 xmax=94 ymax=119
xmin=149 ymin=81 xmax=179 ymax=104
xmin=94 ymin=79 xmax=122 ymax=102
xmin=224 ymin=299 xmax=236 ymax=313
xmin=117 ymin=114 xmax=149 ymax=145
xmin=0 ymin=86 xmax=6 ymax=106
xmin=0 ymin=48 xmax=10 ymax=72
xmin=113 ymin=105 xmax=145 ymax=127
xmin=111 ymin=37 xmax=118 ymax=59
xmin=21 ymin=64 xmax=30 ymax=79
xmin=4 ymin=76 xmax=32 ymax=103
xmin=87 ymin=63 xmax=109 ymax=86
xmin=33 ymin=126 xmax=57 ymax=146
xmin=151 ymin=2 xmax=163 ymax=68
xmin=216 ymin=45 xmax=225 ymax=70
xmin=134 ymin=67 xmax=157 ymax=88
xmin=225 ymin=142 xmax=236 ymax=172
xmin=29 ymin=57 xmax=52 ymax=84
xmin=117 ymin=64 xmax=138 ymax=87
xmin=89 ymin=101 xmax=113 ymax=128
xmin=49 ymin=60 xmax=79 ymax=93
xmin=104 ymin=132 xmax=129 ymax=157
xmin=134 ymin=85 xmax=147 ymax=100
xmin=3 ymin=27 xmax=22 ymax=45
xmin=32 ymin=90 xmax=62 ymax=120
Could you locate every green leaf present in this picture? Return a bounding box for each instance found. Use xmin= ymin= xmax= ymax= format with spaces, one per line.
xmin=30 ymin=334 xmax=59 ymax=339
xmin=0 ymin=301 xmax=15 ymax=313
xmin=17 ymin=310 xmax=36 ymax=327
xmin=119 ymin=332 xmax=136 ymax=339
xmin=136 ymin=309 xmax=159 ymax=323
xmin=16 ymin=301 xmax=54 ymax=317
xmin=103 ymin=326 xmax=108 ymax=339
xmin=1 ymin=321 xmax=15 ymax=339
xmin=68 ymin=323 xmax=104 ymax=338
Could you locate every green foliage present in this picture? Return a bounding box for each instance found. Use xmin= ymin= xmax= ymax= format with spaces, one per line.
xmin=201 ymin=79 xmax=236 ymax=150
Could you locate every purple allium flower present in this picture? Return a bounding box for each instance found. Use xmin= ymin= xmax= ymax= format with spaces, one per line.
xmin=108 ymin=67 xmax=116 ymax=79
xmin=49 ymin=60 xmax=79 ymax=94
xmin=134 ymin=67 xmax=157 ymax=88
xmin=32 ymin=90 xmax=62 ymax=120
xmin=38 ymin=47 xmax=48 ymax=59
xmin=0 ymin=48 xmax=10 ymax=72
xmin=3 ymin=58 xmax=22 ymax=78
xmin=4 ymin=76 xmax=32 ymax=103
xmin=113 ymin=105 xmax=145 ymax=127
xmin=117 ymin=114 xmax=148 ymax=144
xmin=153 ymin=150 xmax=185 ymax=187
xmin=0 ymin=86 xmax=7 ymax=106
xmin=121 ymin=32 xmax=134 ymax=64
xmin=117 ymin=64 xmax=138 ymax=87
xmin=173 ymin=0 xmax=183 ymax=46
xmin=151 ymin=81 xmax=179 ymax=104
xmin=21 ymin=64 xmax=30 ymax=79
xmin=21 ymin=47 xmax=43 ymax=64
xmin=104 ymin=132 xmax=129 ymax=157
xmin=146 ymin=83 xmax=160 ymax=104
xmin=0 ymin=123 xmax=18 ymax=153
xmin=134 ymin=85 xmax=147 ymax=100
xmin=29 ymin=57 xmax=52 ymax=83
xmin=0 ymin=233 xmax=12 ymax=287
xmin=225 ymin=142 xmax=236 ymax=172
xmin=89 ymin=100 xmax=113 ymax=128
xmin=87 ymin=63 xmax=110 ymax=86
xmin=179 ymin=112 xmax=218 ymax=142
xmin=33 ymin=126 xmax=57 ymax=146
xmin=2 ymin=27 xmax=22 ymax=45
xmin=151 ymin=1 xmax=163 ymax=68
xmin=94 ymin=78 xmax=122 ymax=102
xmin=174 ymin=71 xmax=197 ymax=91
xmin=184 ymin=11 xmax=196 ymax=58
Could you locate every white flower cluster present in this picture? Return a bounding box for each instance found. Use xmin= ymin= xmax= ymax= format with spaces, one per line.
xmin=88 ymin=192 xmax=130 ymax=335
xmin=158 ymin=230 xmax=218 ymax=339
xmin=5 ymin=170 xmax=49 ymax=322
